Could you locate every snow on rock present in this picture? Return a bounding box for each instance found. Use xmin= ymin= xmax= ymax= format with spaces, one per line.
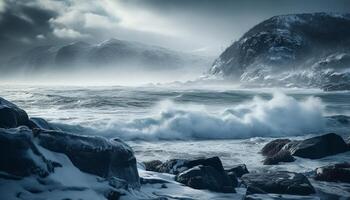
xmin=36 ymin=129 xmax=140 ymax=188
xmin=209 ymin=12 xmax=350 ymax=91
xmin=0 ymin=127 xmax=59 ymax=178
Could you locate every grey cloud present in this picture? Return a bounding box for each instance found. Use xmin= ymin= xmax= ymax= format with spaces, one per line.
xmin=1 ymin=0 xmax=350 ymax=63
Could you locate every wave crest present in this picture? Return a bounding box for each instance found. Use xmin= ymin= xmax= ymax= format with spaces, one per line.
xmin=55 ymin=93 xmax=326 ymax=140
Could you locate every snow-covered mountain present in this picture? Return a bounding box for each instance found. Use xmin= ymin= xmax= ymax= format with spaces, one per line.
xmin=210 ymin=13 xmax=350 ymax=91
xmin=6 ymin=39 xmax=210 ymax=73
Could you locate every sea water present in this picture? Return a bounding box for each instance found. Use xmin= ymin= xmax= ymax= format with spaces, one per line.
xmin=1 ymin=85 xmax=350 ymax=198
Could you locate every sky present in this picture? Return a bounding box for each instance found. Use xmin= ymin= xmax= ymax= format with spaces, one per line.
xmin=1 ymin=0 xmax=350 ymax=61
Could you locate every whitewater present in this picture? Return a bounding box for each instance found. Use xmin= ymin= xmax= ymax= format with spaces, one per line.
xmin=2 ymin=85 xmax=349 ymax=139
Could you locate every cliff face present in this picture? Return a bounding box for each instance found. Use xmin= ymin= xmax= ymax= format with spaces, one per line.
xmin=210 ymin=13 xmax=350 ymax=90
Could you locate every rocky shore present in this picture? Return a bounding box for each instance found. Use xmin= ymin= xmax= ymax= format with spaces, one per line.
xmin=1 ymin=96 xmax=350 ymax=199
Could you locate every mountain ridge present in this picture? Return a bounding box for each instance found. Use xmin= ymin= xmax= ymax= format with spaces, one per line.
xmin=5 ymin=38 xmax=211 ymax=73
xmin=209 ymin=12 xmax=350 ymax=90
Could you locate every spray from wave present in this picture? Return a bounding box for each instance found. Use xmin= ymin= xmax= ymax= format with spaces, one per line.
xmin=53 ymin=92 xmax=327 ymax=140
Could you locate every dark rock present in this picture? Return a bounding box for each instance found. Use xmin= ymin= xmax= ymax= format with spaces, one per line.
xmin=108 ymin=177 xmax=129 ymax=190
xmin=283 ymin=133 xmax=348 ymax=159
xmin=143 ymin=160 xmax=163 ymax=172
xmin=226 ymin=171 xmax=239 ymax=187
xmin=140 ymin=177 xmax=170 ymax=185
xmin=261 ymin=139 xmax=291 ymax=157
xmin=105 ymin=189 xmax=123 ymax=200
xmin=0 ymin=127 xmax=59 ymax=177
xmin=263 ymin=150 xmax=295 ymax=165
xmin=175 ymin=165 xmax=235 ymax=193
xmin=28 ymin=117 xmax=57 ymax=130
xmin=225 ymin=164 xmax=249 ymax=178
xmin=315 ymin=162 xmax=350 ymax=183
xmin=0 ymin=97 xmax=29 ymax=128
xmin=36 ymin=129 xmax=140 ymax=188
xmin=241 ymin=171 xmax=315 ymax=195
xmin=157 ymin=156 xmax=224 ymax=175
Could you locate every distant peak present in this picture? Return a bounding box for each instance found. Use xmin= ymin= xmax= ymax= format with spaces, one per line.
xmin=68 ymin=41 xmax=90 ymax=47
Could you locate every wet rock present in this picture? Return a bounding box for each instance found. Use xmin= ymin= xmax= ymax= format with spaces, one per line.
xmin=36 ymin=130 xmax=140 ymax=188
xmin=226 ymin=171 xmax=239 ymax=187
xmin=283 ymin=133 xmax=348 ymax=159
xmin=315 ymin=162 xmax=350 ymax=183
xmin=241 ymin=171 xmax=315 ymax=195
xmin=261 ymin=139 xmax=291 ymax=157
xmin=0 ymin=127 xmax=59 ymax=177
xmin=157 ymin=156 xmax=224 ymax=175
xmin=0 ymin=97 xmax=29 ymax=128
xmin=108 ymin=177 xmax=129 ymax=190
xmin=143 ymin=160 xmax=163 ymax=172
xmin=28 ymin=117 xmax=57 ymax=130
xmin=140 ymin=177 xmax=170 ymax=185
xmin=263 ymin=150 xmax=295 ymax=165
xmin=175 ymin=165 xmax=236 ymax=193
xmin=225 ymin=164 xmax=249 ymax=178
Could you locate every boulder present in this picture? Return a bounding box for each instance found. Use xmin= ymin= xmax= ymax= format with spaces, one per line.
xmin=36 ymin=129 xmax=140 ymax=188
xmin=157 ymin=156 xmax=224 ymax=175
xmin=226 ymin=171 xmax=239 ymax=187
xmin=261 ymin=139 xmax=291 ymax=157
xmin=283 ymin=133 xmax=348 ymax=159
xmin=0 ymin=127 xmax=60 ymax=177
xmin=225 ymin=164 xmax=249 ymax=178
xmin=0 ymin=97 xmax=29 ymax=128
xmin=143 ymin=160 xmax=163 ymax=172
xmin=315 ymin=163 xmax=350 ymax=183
xmin=241 ymin=171 xmax=315 ymax=195
xmin=175 ymin=165 xmax=235 ymax=193
xmin=263 ymin=150 xmax=295 ymax=165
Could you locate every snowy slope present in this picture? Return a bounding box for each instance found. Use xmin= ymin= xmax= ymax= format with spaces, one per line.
xmin=210 ymin=13 xmax=350 ymax=90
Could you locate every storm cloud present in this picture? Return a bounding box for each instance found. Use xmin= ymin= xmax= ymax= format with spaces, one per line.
xmin=0 ymin=0 xmax=350 ymax=62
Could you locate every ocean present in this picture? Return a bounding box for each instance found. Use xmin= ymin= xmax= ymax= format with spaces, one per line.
xmin=1 ymin=85 xmax=350 ymax=198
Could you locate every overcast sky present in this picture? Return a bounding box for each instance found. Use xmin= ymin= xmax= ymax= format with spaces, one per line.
xmin=1 ymin=0 xmax=350 ymax=60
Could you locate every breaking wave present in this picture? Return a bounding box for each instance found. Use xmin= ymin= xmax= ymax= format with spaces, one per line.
xmin=54 ymin=92 xmax=327 ymax=140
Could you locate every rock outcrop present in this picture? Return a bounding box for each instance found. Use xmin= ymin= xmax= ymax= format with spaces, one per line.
xmin=210 ymin=13 xmax=350 ymax=91
xmin=282 ymin=133 xmax=348 ymax=159
xmin=0 ymin=97 xmax=29 ymax=128
xmin=156 ymin=156 xmax=225 ymax=175
xmin=261 ymin=139 xmax=291 ymax=157
xmin=315 ymin=163 xmax=350 ymax=183
xmin=36 ymin=130 xmax=140 ymax=187
xmin=0 ymin=96 xmax=140 ymax=190
xmin=0 ymin=127 xmax=60 ymax=178
xmin=263 ymin=150 xmax=295 ymax=165
xmin=241 ymin=171 xmax=315 ymax=195
xmin=143 ymin=160 xmax=163 ymax=172
xmin=225 ymin=164 xmax=249 ymax=178
xmin=261 ymin=133 xmax=349 ymax=162
xmin=175 ymin=165 xmax=236 ymax=193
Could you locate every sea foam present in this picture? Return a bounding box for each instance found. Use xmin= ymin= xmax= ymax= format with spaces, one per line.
xmin=55 ymin=92 xmax=326 ymax=140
